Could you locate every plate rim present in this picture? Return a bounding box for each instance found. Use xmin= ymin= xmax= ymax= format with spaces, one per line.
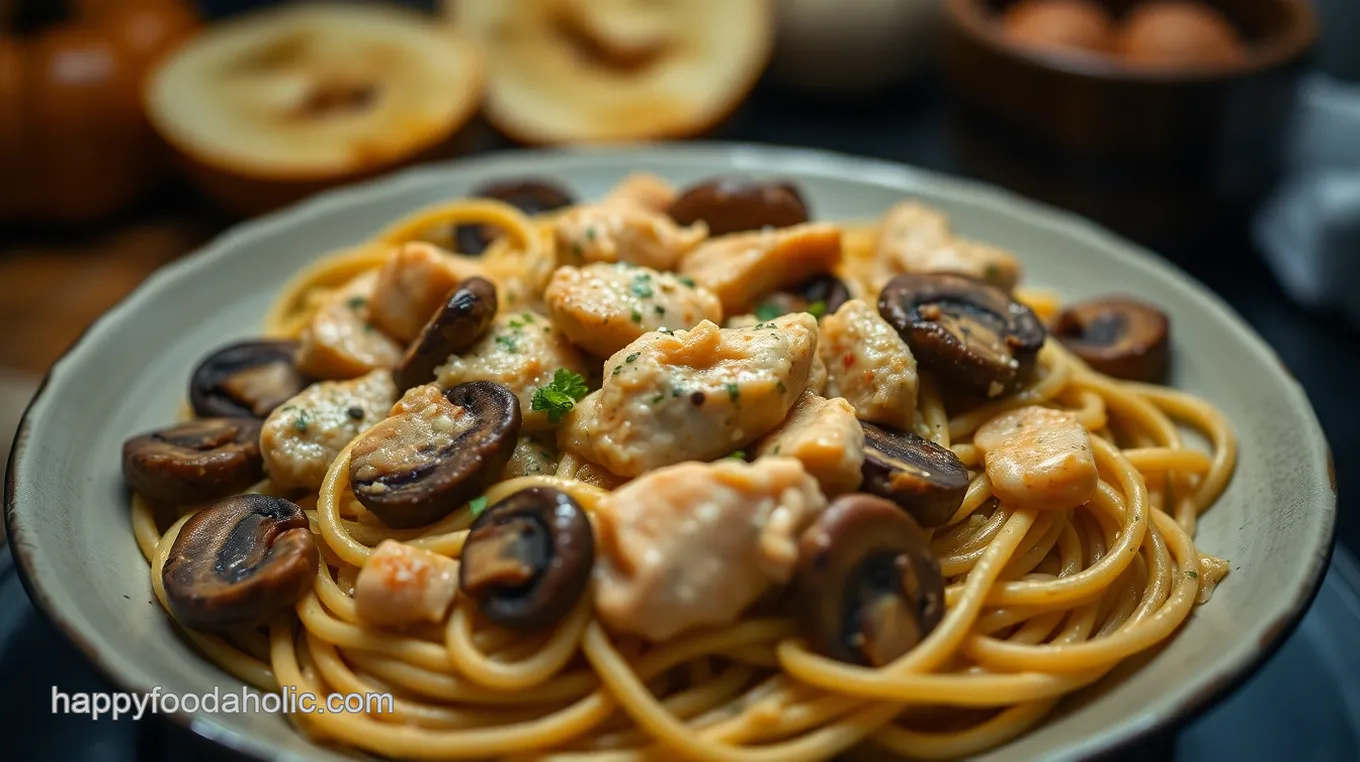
xmin=3 ymin=142 xmax=1338 ymax=762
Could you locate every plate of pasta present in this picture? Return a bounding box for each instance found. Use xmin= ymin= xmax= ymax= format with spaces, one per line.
xmin=4 ymin=145 xmax=1335 ymax=762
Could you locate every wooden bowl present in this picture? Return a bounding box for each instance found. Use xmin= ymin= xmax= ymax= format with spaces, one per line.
xmin=944 ymin=0 xmax=1318 ymax=161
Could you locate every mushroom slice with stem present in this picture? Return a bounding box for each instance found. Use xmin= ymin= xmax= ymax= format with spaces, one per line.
xmin=394 ymin=276 xmax=499 ymax=394
xmin=667 ymin=177 xmax=810 ymax=236
xmin=794 ymin=493 xmax=945 ymax=666
xmin=878 ymin=272 xmax=1047 ymax=398
xmin=122 ymin=418 xmax=264 ymax=505
xmin=161 ymin=494 xmax=318 ymax=632
xmin=455 ymin=179 xmax=576 ymax=256
xmin=859 ymin=421 xmax=970 ymax=528
xmin=1054 ymin=296 xmax=1170 ymax=381
xmin=189 ymin=340 xmax=310 ymax=419
xmin=350 ymin=382 xmax=521 ymax=529
xmin=459 ymin=487 xmax=594 ymax=630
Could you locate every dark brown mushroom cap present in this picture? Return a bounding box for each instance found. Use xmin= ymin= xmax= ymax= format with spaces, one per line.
xmin=878 ymin=273 xmax=1047 ymax=397
xmin=753 ymin=274 xmax=851 ymax=319
xmin=666 ymin=176 xmax=810 ymax=236
xmin=455 ymin=179 xmax=576 ymax=255
xmin=350 ymin=382 xmax=521 ymax=529
xmin=1054 ymin=297 xmax=1170 ymax=382
xmin=122 ymin=418 xmax=265 ymax=505
xmin=459 ymin=487 xmax=594 ymax=630
xmin=394 ymin=277 xmax=499 ymax=393
xmin=794 ymin=494 xmax=945 ymax=667
xmin=860 ymin=422 xmax=970 ymax=528
xmin=162 ymin=494 xmax=318 ymax=632
xmin=189 ymin=340 xmax=310 ymax=419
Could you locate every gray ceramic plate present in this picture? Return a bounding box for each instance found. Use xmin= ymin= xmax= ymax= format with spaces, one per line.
xmin=3 ymin=145 xmax=1337 ymax=761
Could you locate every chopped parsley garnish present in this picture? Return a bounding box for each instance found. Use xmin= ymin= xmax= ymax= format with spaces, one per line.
xmin=650 ymin=393 xmax=665 ymax=404
xmin=678 ymin=276 xmax=696 ymax=288
xmin=468 ymin=496 xmax=489 ymax=516
xmin=586 ymin=226 xmax=597 ymax=241
xmin=726 ymin=383 xmax=740 ymax=402
xmin=346 ymin=296 xmax=367 ymax=310
xmin=654 ymin=305 xmax=665 ymax=315
xmin=1186 ymin=570 xmax=1198 ymax=579
xmin=631 ymin=273 xmax=654 ymax=299
xmin=494 ymin=335 xmax=519 ymax=353
xmin=530 ymin=368 xmax=589 ymax=423
xmin=625 ymin=352 xmax=640 ymax=363
xmin=508 ymin=318 xmax=526 ymax=329
xmin=612 ymin=365 xmax=623 ymax=376
xmin=728 ymin=450 xmax=746 ymax=460
xmin=806 ymin=300 xmax=827 ymax=319
xmin=630 ymin=308 xmax=643 ymax=324
xmin=294 ymin=410 xmax=310 ymax=433
xmin=754 ymin=302 xmax=782 ymax=321
xmin=776 ymin=380 xmax=787 ymax=394
xmin=521 ymin=313 xmax=535 ymax=323
xmin=658 ymin=327 xmax=675 ymax=335
xmin=362 ymin=322 xmax=375 ymax=333
xmin=346 ymin=406 xmax=365 ymax=421
xmin=983 ymin=264 xmax=1001 ymax=283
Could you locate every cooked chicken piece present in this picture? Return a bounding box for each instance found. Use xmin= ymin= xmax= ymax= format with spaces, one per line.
xmin=434 ymin=311 xmax=587 ymax=431
xmin=544 ymin=263 xmax=723 ymax=357
xmin=820 ymin=299 xmax=918 ymax=430
xmin=679 ymin=223 xmax=842 ymax=314
xmin=808 ymin=351 xmax=828 ymax=395
xmin=554 ymin=203 xmax=706 ymax=272
xmin=755 ymin=393 xmax=865 ymax=496
xmin=874 ymin=201 xmax=1020 ymax=292
xmin=501 ymin=435 xmax=559 ymax=480
xmin=368 ymin=242 xmax=484 ymax=343
xmin=296 ymin=272 xmax=403 ymax=380
xmin=974 ymin=406 xmax=1098 ymax=510
xmin=261 ymin=369 xmax=397 ymax=489
xmin=724 ymin=313 xmax=760 ymax=329
xmin=593 ymin=457 xmax=827 ymax=641
xmin=354 ymin=539 xmax=459 ymax=627
xmin=602 ymin=172 xmax=676 ymax=212
xmin=558 ymin=314 xmax=817 ymax=476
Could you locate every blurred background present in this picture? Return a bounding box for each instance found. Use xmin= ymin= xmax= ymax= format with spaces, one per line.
xmin=1 ymin=0 xmax=1359 ymax=759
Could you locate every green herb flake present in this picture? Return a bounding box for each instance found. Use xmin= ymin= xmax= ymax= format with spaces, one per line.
xmin=654 ymin=305 xmax=665 ymax=315
xmin=1186 ymin=570 xmax=1198 ymax=579
xmin=726 ymin=383 xmax=740 ymax=402
xmin=586 ymin=226 xmax=597 ymax=241
xmin=678 ymin=276 xmax=696 ymax=288
xmin=468 ymin=496 xmax=489 ymax=516
xmin=650 ymin=393 xmax=665 ymax=404
xmin=625 ymin=352 xmax=640 ymax=363
xmin=630 ymin=309 xmax=643 ymax=324
xmin=612 ymin=365 xmax=623 ymax=376
xmin=772 ymin=445 xmax=781 ymax=454
xmin=776 ymin=380 xmax=787 ymax=394
xmin=522 ymin=313 xmax=535 ymax=323
xmin=728 ymin=450 xmax=746 ymax=460
xmin=806 ymin=301 xmax=827 ymax=319
xmin=983 ymin=264 xmax=1001 ymax=283
xmin=346 ymin=296 xmax=367 ymax=310
xmin=294 ymin=410 xmax=310 ymax=433
xmin=754 ymin=302 xmax=782 ymax=322
xmin=494 ymin=335 xmax=519 ymax=353
xmin=530 ymin=368 xmax=590 ymax=424
xmin=658 ymin=327 xmax=674 ymax=336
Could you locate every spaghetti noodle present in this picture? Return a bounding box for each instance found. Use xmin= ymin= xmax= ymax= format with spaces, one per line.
xmin=128 ymin=181 xmax=1236 ymax=761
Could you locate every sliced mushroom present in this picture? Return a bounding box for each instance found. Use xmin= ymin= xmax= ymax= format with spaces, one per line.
xmin=122 ymin=418 xmax=265 ymax=504
xmin=667 ymin=177 xmax=810 ymax=236
xmin=459 ymin=487 xmax=594 ymax=630
xmin=878 ymin=273 xmax=1046 ymax=397
xmin=455 ymin=179 xmax=575 ymax=255
xmin=394 ymin=277 xmax=499 ymax=393
xmin=794 ymin=493 xmax=945 ymax=666
xmin=349 ymin=382 xmax=521 ymax=529
xmin=1054 ymin=297 xmax=1170 ymax=381
xmin=751 ymin=274 xmax=851 ymax=320
xmin=161 ymin=494 xmax=318 ymax=632
xmin=860 ymin=422 xmax=969 ymax=528
xmin=189 ymin=340 xmax=310 ymax=419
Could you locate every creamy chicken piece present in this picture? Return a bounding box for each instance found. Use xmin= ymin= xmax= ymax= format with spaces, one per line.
xmin=554 ymin=204 xmax=706 ymax=272
xmin=350 ymin=385 xmax=474 ymax=484
xmin=874 ymin=201 xmax=1020 ymax=292
xmin=558 ymin=314 xmax=817 ymax=476
xmin=755 ymin=393 xmax=865 ymax=497
xmin=501 ymin=436 xmax=559 ymax=480
xmin=544 ymin=263 xmax=723 ymax=357
xmin=354 ymin=539 xmax=459 ymax=627
xmin=434 ymin=311 xmax=587 ymax=431
xmin=261 ymin=369 xmax=397 ymax=489
xmin=679 ymin=223 xmax=843 ymax=314
xmin=602 ymin=172 xmax=676 ymax=212
xmin=820 ymin=299 xmax=919 ymax=430
xmin=593 ymin=457 xmax=827 ymax=641
xmin=296 ymin=272 xmax=403 ymax=380
xmin=974 ymin=406 xmax=1098 ymax=510
xmin=808 ymin=351 xmax=828 ymax=395
xmin=368 ymin=242 xmax=484 ymax=343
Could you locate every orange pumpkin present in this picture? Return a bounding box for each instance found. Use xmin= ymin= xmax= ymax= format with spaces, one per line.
xmin=0 ymin=0 xmax=198 ymax=223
